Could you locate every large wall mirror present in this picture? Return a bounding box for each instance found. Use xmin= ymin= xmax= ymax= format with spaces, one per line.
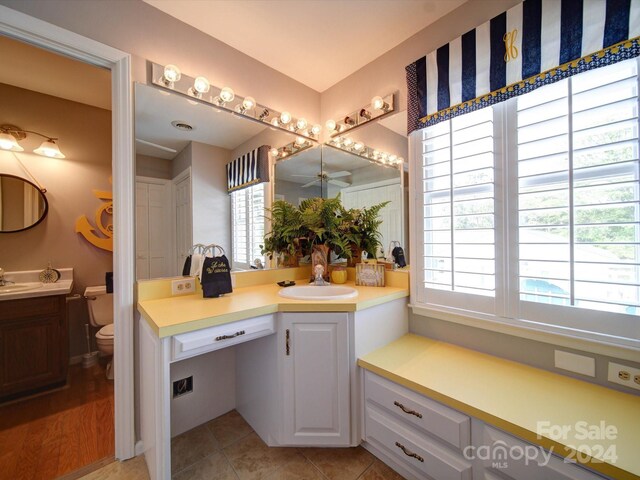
xmin=135 ymin=82 xmax=408 ymax=280
xmin=0 ymin=173 xmax=48 ymax=233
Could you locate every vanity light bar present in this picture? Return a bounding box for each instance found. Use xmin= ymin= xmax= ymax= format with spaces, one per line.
xmin=324 ymin=93 xmax=395 ymax=137
xmin=151 ymin=62 xmax=321 ymax=141
xmin=271 ymin=137 xmax=313 ymax=160
xmin=328 ymin=136 xmax=404 ymax=168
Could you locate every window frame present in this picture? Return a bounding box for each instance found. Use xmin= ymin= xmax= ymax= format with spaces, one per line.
xmin=230 ymin=182 xmax=267 ymax=271
xmin=410 ymin=59 xmax=640 ymax=353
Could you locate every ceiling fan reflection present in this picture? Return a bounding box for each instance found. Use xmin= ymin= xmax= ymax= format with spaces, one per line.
xmin=292 ymin=170 xmax=352 ymax=188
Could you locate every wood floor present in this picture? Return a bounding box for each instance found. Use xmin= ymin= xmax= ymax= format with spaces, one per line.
xmin=0 ymin=363 xmax=114 ymax=480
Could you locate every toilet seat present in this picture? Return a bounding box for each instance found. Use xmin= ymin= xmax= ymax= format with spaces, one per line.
xmin=96 ymin=323 xmax=114 ymax=340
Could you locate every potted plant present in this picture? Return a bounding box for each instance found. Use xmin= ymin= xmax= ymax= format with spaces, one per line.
xmin=260 ymin=200 xmax=304 ymax=267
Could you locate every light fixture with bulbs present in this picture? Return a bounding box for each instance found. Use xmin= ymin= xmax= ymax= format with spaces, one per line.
xmin=151 ymin=62 xmax=321 ymax=141
xmin=327 ymin=135 xmax=403 ymax=168
xmin=324 ymin=93 xmax=395 ymax=137
xmin=271 ymin=137 xmax=313 ymax=160
xmin=0 ymin=124 xmax=66 ymax=159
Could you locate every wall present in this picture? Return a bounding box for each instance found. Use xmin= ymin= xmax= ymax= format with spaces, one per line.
xmin=0 ymin=83 xmax=112 ymax=358
xmin=320 ymin=0 xmax=520 ymax=124
xmin=136 ymin=153 xmax=171 ymax=179
xmin=190 ymin=141 xmax=232 ymax=252
xmin=275 ymin=179 xmax=321 ymax=205
xmin=0 ymin=0 xmax=321 ymax=123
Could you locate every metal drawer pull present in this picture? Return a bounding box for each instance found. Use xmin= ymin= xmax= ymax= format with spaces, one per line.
xmin=215 ymin=330 xmax=245 ymax=341
xmin=394 ymin=401 xmax=423 ymax=418
xmin=285 ymin=329 xmax=290 ymax=356
xmin=395 ymin=442 xmax=424 ymax=463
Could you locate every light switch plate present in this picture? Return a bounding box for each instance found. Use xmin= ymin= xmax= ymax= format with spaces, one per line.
xmin=554 ymin=350 xmax=595 ymax=377
xmin=608 ymin=362 xmax=640 ymax=390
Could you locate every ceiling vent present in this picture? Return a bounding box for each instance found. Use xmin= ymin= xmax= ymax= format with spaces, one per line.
xmin=171 ymin=120 xmax=194 ymax=131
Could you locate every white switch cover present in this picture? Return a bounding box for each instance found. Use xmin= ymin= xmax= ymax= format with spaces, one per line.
xmin=554 ymin=350 xmax=595 ymax=377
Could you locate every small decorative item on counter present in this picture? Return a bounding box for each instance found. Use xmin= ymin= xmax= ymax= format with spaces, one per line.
xmin=200 ymin=246 xmax=233 ymax=298
xmin=331 ymin=266 xmax=347 ymax=284
xmin=39 ymin=262 xmax=60 ymax=283
xmin=355 ymin=263 xmax=385 ymax=287
xmin=277 ymin=280 xmax=296 ymax=287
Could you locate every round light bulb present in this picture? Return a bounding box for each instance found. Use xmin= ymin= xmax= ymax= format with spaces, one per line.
xmin=325 ymin=119 xmax=337 ymax=131
xmin=281 ymin=151 xmax=288 ymax=158
xmin=163 ymin=64 xmax=181 ymax=84
xmin=371 ymin=96 xmax=384 ymax=110
xmin=280 ymin=111 xmax=292 ymax=125
xmin=311 ymin=124 xmax=322 ymax=135
xmin=353 ymin=142 xmax=364 ymax=151
xmin=397 ymin=157 xmax=405 ymax=164
xmin=270 ymin=147 xmax=279 ymax=156
xmin=343 ymin=137 xmax=353 ymax=147
xmin=333 ymin=136 xmax=342 ymax=145
xmin=295 ymin=136 xmax=306 ymax=146
xmin=296 ymin=118 xmax=307 ymax=130
xmin=219 ymin=87 xmax=235 ymax=103
xmin=242 ymin=96 xmax=256 ymax=110
xmin=372 ymin=150 xmax=380 ymax=158
xmin=193 ymin=76 xmax=210 ymax=94
xmin=271 ymin=118 xmax=280 ymax=127
xmin=389 ymin=154 xmax=397 ymax=162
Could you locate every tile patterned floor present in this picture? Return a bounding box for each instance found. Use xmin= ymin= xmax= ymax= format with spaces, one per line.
xmin=80 ymin=410 xmax=405 ymax=480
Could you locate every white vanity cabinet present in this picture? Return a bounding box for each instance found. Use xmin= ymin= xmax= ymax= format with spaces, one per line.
xmin=279 ymin=312 xmax=350 ymax=446
xmin=361 ymin=371 xmax=609 ymax=480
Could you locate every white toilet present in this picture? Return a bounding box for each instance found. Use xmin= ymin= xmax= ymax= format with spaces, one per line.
xmin=84 ymin=285 xmax=114 ymax=379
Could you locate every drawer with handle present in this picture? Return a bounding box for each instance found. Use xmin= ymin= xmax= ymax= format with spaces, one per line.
xmin=365 ymin=403 xmax=472 ymax=480
xmin=172 ymin=314 xmax=275 ymax=361
xmin=364 ymin=371 xmax=470 ymax=451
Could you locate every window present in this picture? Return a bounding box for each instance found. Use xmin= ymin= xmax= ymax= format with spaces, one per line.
xmin=231 ymin=183 xmax=266 ymax=270
xmin=414 ymin=58 xmax=640 ymax=346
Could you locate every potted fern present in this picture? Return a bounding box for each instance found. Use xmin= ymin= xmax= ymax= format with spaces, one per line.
xmin=260 ymin=200 xmax=304 ymax=267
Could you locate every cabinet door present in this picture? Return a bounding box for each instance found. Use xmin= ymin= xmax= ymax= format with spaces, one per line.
xmin=280 ymin=312 xmax=350 ymax=446
xmin=0 ymin=315 xmax=63 ymax=397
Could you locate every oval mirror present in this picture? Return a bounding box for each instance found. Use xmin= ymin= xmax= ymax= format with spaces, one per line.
xmin=0 ymin=174 xmax=48 ymax=233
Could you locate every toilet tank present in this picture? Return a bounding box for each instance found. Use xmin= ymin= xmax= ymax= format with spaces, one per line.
xmin=84 ymin=285 xmax=114 ymax=327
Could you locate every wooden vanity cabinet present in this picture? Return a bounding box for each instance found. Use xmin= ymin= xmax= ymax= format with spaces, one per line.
xmin=0 ymin=295 xmax=68 ymax=401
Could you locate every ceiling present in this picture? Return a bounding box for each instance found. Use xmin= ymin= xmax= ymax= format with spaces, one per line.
xmin=142 ymin=0 xmax=467 ymax=92
xmin=0 ymin=35 xmax=111 ymax=110
xmin=135 ymin=83 xmax=271 ymax=159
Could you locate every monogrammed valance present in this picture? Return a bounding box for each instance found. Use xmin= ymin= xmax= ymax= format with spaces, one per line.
xmin=226 ymin=145 xmax=269 ymax=193
xmin=406 ymin=0 xmax=640 ymax=134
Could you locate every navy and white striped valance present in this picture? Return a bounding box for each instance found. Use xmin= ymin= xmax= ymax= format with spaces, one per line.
xmin=226 ymin=145 xmax=270 ymax=193
xmin=406 ymin=0 xmax=640 ymax=135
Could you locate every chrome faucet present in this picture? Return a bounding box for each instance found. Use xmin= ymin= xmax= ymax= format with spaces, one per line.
xmin=313 ymin=264 xmax=329 ymax=286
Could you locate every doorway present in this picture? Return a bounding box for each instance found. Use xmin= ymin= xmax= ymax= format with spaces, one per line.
xmin=0 ymin=3 xmax=136 ymax=471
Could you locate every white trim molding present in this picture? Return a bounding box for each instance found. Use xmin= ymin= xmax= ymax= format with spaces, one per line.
xmin=0 ymin=5 xmax=136 ymax=460
xmin=410 ymin=304 xmax=640 ymax=363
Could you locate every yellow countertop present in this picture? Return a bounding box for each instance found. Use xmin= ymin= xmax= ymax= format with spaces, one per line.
xmin=358 ymin=334 xmax=640 ymax=480
xmin=137 ymin=281 xmax=408 ymax=338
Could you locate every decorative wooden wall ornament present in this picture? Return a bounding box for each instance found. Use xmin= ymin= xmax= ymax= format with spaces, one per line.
xmin=75 ymin=183 xmax=113 ymax=252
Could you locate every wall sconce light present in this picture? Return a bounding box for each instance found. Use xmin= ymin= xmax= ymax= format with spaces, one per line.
xmin=160 ymin=64 xmax=181 ymax=89
xmin=279 ymin=111 xmax=292 ymax=125
xmin=214 ymin=86 xmax=235 ymax=106
xmin=324 ymin=93 xmax=395 ymax=137
xmin=311 ymin=124 xmax=322 ymax=136
xmin=0 ymin=124 xmax=65 ymax=158
xmin=296 ymin=118 xmax=308 ymax=132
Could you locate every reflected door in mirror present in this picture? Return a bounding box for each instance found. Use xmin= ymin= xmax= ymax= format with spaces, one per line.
xmin=0 ymin=174 xmax=48 ymax=233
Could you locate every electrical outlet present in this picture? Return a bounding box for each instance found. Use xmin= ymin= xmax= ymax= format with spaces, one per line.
xmin=607 ymin=362 xmax=640 ymax=391
xmin=172 ymin=376 xmax=193 ymax=398
xmin=171 ymin=278 xmax=195 ymax=296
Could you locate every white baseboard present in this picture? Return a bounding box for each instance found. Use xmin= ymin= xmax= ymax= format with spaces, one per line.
xmin=135 ymin=440 xmax=145 ymax=456
xmin=69 ymin=352 xmax=103 ymax=365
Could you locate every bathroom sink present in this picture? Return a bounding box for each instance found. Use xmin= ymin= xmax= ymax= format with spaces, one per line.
xmin=278 ymin=285 xmax=358 ymax=301
xmin=0 ymin=282 xmax=43 ymax=294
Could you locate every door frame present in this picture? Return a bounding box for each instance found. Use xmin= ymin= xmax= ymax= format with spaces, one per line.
xmin=0 ymin=5 xmax=136 ymax=459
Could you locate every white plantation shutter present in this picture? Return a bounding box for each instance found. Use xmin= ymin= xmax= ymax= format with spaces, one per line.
xmin=231 ymin=183 xmax=266 ymax=270
xmin=517 ymin=59 xmax=640 ymax=316
xmin=420 ymin=106 xmax=497 ymax=314
xmin=415 ymin=57 xmax=640 ymax=346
